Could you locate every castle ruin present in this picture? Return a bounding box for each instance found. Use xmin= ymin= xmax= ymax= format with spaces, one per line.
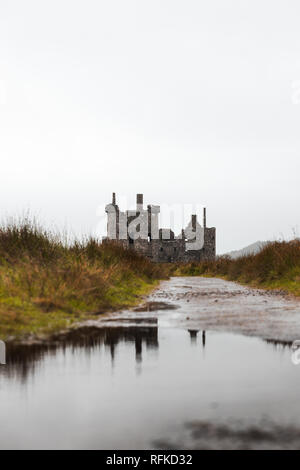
xmin=103 ymin=193 xmax=216 ymax=263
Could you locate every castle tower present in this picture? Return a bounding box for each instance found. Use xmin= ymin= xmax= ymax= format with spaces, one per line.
xmin=136 ymin=193 xmax=143 ymax=212
xmin=105 ymin=192 xmax=119 ymax=239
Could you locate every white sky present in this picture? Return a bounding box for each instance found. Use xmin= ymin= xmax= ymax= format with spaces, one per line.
xmin=1 ymin=0 xmax=300 ymax=253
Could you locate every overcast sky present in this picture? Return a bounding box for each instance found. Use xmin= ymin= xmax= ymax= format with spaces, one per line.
xmin=1 ymin=0 xmax=300 ymax=253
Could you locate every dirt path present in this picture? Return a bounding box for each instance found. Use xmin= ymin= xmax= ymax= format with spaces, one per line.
xmin=149 ymin=277 xmax=300 ymax=343
xmin=94 ymin=276 xmax=300 ymax=344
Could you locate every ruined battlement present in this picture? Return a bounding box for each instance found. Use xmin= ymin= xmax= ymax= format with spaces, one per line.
xmin=104 ymin=193 xmax=216 ymax=263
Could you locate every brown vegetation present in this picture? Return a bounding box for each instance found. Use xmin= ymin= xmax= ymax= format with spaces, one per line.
xmin=0 ymin=219 xmax=168 ymax=340
xmin=173 ymin=240 xmax=300 ymax=295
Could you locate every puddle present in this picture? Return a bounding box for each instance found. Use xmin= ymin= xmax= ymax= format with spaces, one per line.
xmin=133 ymin=301 xmax=179 ymax=312
xmin=104 ymin=317 xmax=158 ymax=324
xmin=1 ymin=326 xmax=300 ymax=449
xmin=148 ymin=277 xmax=300 ymax=342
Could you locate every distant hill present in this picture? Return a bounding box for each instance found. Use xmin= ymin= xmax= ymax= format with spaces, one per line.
xmin=224 ymin=241 xmax=269 ymax=259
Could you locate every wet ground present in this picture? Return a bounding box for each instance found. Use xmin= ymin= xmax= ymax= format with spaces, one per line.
xmin=1 ymin=277 xmax=300 ymax=449
xmin=144 ymin=277 xmax=300 ymax=343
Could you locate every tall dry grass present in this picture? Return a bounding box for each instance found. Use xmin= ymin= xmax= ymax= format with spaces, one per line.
xmin=174 ymin=240 xmax=300 ymax=294
xmin=0 ymin=219 xmax=168 ymax=339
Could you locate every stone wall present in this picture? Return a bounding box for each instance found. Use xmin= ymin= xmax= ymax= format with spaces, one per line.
xmin=202 ymin=227 xmax=216 ymax=260
xmin=151 ymin=239 xmax=185 ymax=263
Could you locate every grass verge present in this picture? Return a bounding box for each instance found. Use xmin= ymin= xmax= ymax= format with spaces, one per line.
xmin=172 ymin=240 xmax=300 ymax=296
xmin=0 ymin=220 xmax=168 ymax=341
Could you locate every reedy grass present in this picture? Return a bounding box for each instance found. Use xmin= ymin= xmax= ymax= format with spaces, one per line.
xmin=172 ymin=240 xmax=300 ymax=296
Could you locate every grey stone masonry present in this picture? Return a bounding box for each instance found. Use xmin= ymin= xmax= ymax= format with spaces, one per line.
xmin=104 ymin=193 xmax=216 ymax=263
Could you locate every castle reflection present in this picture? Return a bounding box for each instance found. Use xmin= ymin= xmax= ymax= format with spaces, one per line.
xmin=188 ymin=329 xmax=206 ymax=348
xmin=104 ymin=325 xmax=159 ymax=363
xmin=3 ymin=325 xmax=159 ymax=382
xmin=1 ymin=325 xmax=288 ymax=385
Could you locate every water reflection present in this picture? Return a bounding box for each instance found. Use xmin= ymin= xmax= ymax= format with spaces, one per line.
xmin=264 ymin=338 xmax=292 ymax=349
xmin=0 ymin=327 xmax=299 ymax=449
xmin=188 ymin=329 xmax=199 ymax=343
xmin=1 ymin=325 xmax=294 ymax=385
xmin=2 ymin=325 xmax=159 ymax=382
xmin=187 ymin=329 xmax=206 ymax=349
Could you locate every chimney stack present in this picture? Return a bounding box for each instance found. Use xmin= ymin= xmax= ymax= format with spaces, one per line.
xmin=136 ymin=193 xmax=143 ymax=211
xmin=191 ymin=214 xmax=197 ymax=231
xmin=203 ymin=207 xmax=206 ymax=229
xmin=112 ymin=192 xmax=116 ymax=205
